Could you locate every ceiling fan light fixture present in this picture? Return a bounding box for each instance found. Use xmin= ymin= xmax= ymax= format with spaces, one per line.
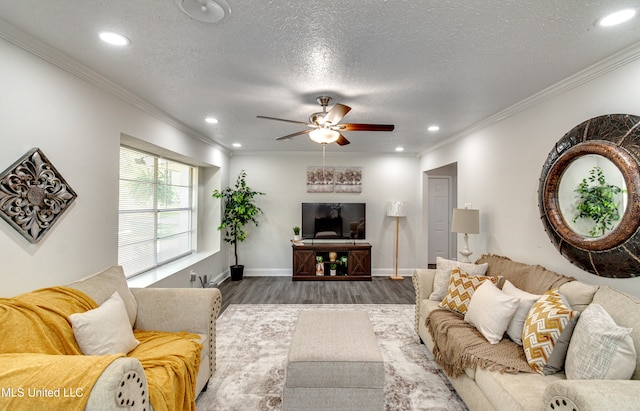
xmin=175 ymin=0 xmax=231 ymax=23
xmin=309 ymin=128 xmax=340 ymax=144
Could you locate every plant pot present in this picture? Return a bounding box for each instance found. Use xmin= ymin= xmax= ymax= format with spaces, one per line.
xmin=293 ymin=235 xmax=301 ymax=241
xmin=230 ymin=265 xmax=244 ymax=281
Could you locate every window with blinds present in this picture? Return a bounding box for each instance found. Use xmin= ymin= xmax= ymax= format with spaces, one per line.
xmin=118 ymin=146 xmax=196 ymax=277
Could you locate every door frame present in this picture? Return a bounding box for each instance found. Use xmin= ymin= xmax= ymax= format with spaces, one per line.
xmin=423 ymin=163 xmax=458 ymax=266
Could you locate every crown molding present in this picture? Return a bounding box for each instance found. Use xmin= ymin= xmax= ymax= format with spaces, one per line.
xmin=421 ymin=41 xmax=640 ymax=155
xmin=232 ymin=150 xmax=420 ymax=158
xmin=0 ymin=17 xmax=229 ymax=154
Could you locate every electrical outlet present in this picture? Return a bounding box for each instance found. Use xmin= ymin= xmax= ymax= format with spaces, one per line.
xmin=189 ymin=270 xmax=197 ymax=282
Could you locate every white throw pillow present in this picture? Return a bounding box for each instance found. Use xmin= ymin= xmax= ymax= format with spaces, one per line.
xmin=69 ymin=291 xmax=140 ymax=355
xmin=502 ymin=280 xmax=540 ymax=345
xmin=429 ymin=256 xmax=489 ymax=301
xmin=565 ymin=303 xmax=636 ymax=380
xmin=464 ymin=281 xmax=520 ymax=344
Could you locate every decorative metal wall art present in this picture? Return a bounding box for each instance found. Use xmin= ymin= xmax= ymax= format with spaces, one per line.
xmin=0 ymin=148 xmax=77 ymax=243
xmin=538 ymin=114 xmax=640 ymax=278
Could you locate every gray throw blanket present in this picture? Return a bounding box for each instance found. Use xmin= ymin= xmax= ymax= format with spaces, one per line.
xmin=426 ymin=308 xmax=533 ymax=377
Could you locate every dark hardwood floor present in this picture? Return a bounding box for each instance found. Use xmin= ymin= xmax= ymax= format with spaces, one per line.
xmin=215 ymin=276 xmax=415 ymax=314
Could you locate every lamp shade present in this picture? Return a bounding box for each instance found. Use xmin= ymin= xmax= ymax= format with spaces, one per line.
xmin=387 ymin=201 xmax=406 ymax=217
xmin=451 ymin=208 xmax=479 ymax=234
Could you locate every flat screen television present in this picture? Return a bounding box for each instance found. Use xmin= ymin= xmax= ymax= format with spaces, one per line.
xmin=301 ymin=203 xmax=366 ymax=240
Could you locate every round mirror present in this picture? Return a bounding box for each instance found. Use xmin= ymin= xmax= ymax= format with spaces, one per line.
xmin=539 ymin=114 xmax=640 ymax=278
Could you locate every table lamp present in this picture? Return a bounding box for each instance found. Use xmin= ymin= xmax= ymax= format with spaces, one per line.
xmin=451 ymin=207 xmax=480 ymax=263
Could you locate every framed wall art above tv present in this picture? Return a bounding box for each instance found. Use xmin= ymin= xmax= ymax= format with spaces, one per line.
xmin=306 ymin=166 xmax=362 ymax=193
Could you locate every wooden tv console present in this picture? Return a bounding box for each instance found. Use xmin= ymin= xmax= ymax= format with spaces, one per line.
xmin=292 ymin=242 xmax=372 ymax=281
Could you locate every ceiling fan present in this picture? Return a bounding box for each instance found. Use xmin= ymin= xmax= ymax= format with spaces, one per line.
xmin=257 ymin=96 xmax=394 ymax=146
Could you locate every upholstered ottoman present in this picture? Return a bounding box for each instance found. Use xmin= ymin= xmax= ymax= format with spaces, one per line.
xmin=283 ymin=310 xmax=385 ymax=411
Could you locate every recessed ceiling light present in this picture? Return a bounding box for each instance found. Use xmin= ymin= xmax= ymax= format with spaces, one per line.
xmin=598 ymin=9 xmax=637 ymax=27
xmin=99 ymin=31 xmax=130 ymax=46
xmin=427 ymin=125 xmax=440 ymax=132
xmin=205 ymin=117 xmax=219 ymax=124
xmin=395 ymin=146 xmax=404 ymax=152
xmin=232 ymin=143 xmax=242 ymax=148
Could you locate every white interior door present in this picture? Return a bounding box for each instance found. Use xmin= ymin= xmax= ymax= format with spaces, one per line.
xmin=428 ymin=176 xmax=452 ymax=264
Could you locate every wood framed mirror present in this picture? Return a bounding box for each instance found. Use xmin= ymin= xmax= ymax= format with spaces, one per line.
xmin=538 ymin=114 xmax=640 ymax=278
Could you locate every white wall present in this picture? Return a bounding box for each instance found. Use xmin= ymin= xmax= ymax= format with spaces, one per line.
xmin=420 ymin=54 xmax=640 ymax=298
xmin=0 ymin=37 xmax=229 ymax=296
xmin=227 ymin=152 xmax=421 ymax=275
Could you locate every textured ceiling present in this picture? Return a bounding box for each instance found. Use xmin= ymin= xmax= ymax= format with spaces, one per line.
xmin=1 ymin=1 xmax=640 ymax=154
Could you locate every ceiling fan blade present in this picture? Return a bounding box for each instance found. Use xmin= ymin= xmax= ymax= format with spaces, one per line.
xmin=323 ymin=104 xmax=351 ymax=125
xmin=275 ymin=129 xmax=312 ymax=141
xmin=339 ymin=123 xmax=395 ymax=131
xmin=257 ymin=115 xmax=310 ymax=126
xmin=335 ymin=134 xmax=350 ymax=146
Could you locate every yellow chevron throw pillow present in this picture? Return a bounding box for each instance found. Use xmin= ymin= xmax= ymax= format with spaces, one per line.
xmin=439 ymin=269 xmax=499 ymax=314
xmin=522 ymin=289 xmax=579 ymax=375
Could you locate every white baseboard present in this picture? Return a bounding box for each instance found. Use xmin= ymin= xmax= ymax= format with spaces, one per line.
xmin=371 ymin=268 xmax=416 ymax=277
xmin=243 ymin=268 xmax=291 ymax=277
xmin=214 ymin=267 xmax=417 ymax=281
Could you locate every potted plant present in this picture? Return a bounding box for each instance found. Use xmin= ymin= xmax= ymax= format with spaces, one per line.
xmin=329 ymin=263 xmax=337 ymax=276
xmin=293 ymin=226 xmax=301 ymax=241
xmin=212 ymin=170 xmax=265 ymax=280
xmin=573 ymin=166 xmax=625 ymax=237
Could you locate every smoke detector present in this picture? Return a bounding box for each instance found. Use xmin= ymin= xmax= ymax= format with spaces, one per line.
xmin=175 ymin=0 xmax=231 ymax=23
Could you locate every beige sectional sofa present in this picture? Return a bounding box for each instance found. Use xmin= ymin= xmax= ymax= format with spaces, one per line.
xmin=413 ymin=256 xmax=640 ymax=411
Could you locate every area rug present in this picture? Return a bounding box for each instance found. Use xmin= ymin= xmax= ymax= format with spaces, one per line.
xmin=196 ymin=304 xmax=467 ymax=411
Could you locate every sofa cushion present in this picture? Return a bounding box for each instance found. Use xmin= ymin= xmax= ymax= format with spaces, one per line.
xmin=429 ymin=257 xmax=488 ymax=301
xmin=69 ymin=291 xmax=140 ymax=355
xmin=439 ymin=269 xmax=499 ymax=314
xmin=592 ymin=286 xmax=640 ymax=380
xmin=502 ymin=280 xmax=540 ymax=345
xmin=67 ymin=266 xmax=137 ymax=327
xmin=565 ymin=303 xmax=635 ymax=380
xmin=464 ymin=281 xmax=519 ymax=344
xmin=522 ymin=289 xmax=579 ymax=375
xmin=558 ymin=281 xmax=599 ymax=312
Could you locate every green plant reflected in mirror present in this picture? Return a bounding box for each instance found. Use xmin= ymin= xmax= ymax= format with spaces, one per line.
xmin=539 ymin=114 xmax=640 ymax=278
xmin=558 ymin=155 xmax=627 ymax=237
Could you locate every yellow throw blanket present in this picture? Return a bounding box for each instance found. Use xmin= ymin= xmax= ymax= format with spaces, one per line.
xmin=0 ymin=287 xmax=203 ymax=411
xmin=0 ymin=353 xmax=123 ymax=410
xmin=0 ymin=287 xmax=123 ymax=410
xmin=131 ymin=331 xmax=202 ymax=411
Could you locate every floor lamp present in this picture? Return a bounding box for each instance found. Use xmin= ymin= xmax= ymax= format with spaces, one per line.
xmin=451 ymin=207 xmax=480 ymax=263
xmin=387 ymin=201 xmax=406 ymax=280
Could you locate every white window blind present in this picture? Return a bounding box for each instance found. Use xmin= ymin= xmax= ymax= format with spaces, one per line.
xmin=118 ymin=146 xmax=195 ymax=277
